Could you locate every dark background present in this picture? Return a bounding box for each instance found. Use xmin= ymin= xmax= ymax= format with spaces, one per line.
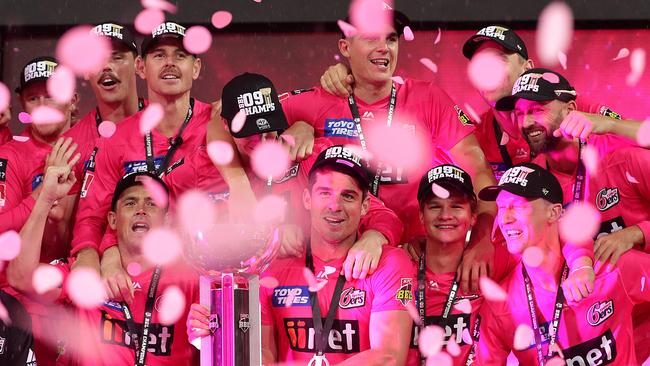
xmin=1 ymin=0 xmax=649 ymax=134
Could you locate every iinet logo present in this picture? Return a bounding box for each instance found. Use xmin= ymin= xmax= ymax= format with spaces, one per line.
xmin=561 ymin=329 xmax=617 ymax=366
xmin=284 ymin=318 xmax=360 ymax=353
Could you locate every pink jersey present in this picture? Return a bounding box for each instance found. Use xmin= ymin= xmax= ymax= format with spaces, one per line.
xmin=54 ymin=259 xmax=199 ymax=366
xmin=477 ymin=250 xmax=650 ymax=365
xmin=405 ymin=239 xmax=518 ymax=366
xmin=281 ymin=80 xmax=475 ymax=242
xmin=71 ymin=99 xmax=212 ymax=255
xmin=260 ymin=245 xmax=415 ymax=363
xmin=0 ymin=125 xmax=12 ymax=146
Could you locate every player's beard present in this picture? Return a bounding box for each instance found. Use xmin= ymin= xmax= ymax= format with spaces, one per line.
xmin=522 ymin=121 xmax=562 ymax=158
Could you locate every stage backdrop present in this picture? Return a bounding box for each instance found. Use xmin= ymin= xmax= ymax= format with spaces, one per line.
xmin=3 ymin=28 xmax=649 ymax=134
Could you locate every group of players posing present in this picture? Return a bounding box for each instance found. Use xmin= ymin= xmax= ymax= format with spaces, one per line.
xmin=1 ymin=7 xmax=650 ymax=366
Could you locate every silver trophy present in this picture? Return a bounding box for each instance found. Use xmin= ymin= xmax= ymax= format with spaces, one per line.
xmin=185 ymin=223 xmax=281 ymax=366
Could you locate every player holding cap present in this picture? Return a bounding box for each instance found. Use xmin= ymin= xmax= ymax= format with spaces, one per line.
xmin=188 ymin=145 xmax=414 ymax=365
xmin=405 ymin=165 xmax=517 ymax=365
xmin=8 ymin=170 xmax=199 ymax=365
xmin=476 ymin=162 xmax=650 ymax=365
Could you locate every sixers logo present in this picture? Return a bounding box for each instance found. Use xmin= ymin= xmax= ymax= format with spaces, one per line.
xmin=587 ymin=300 xmax=614 ymax=326
xmin=395 ymin=278 xmax=413 ymax=306
xmin=339 ymin=287 xmax=366 ymax=309
xmin=595 ymin=188 xmax=619 ymax=212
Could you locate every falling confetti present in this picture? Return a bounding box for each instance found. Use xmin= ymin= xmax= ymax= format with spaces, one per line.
xmin=463 ymin=103 xmax=481 ymax=123
xmin=207 ymin=141 xmax=235 ymax=166
xmin=98 ymin=121 xmax=117 ymax=138
xmin=259 ymin=276 xmax=279 ymax=288
xmin=31 ymin=106 xmax=64 ymax=125
xmin=467 ymin=52 xmax=506 ymax=92
xmin=418 ymin=325 xmax=445 ymax=357
xmin=426 ymin=352 xmax=453 ymax=366
xmin=432 ymin=183 xmax=450 ymax=199
xmin=0 ymin=230 xmax=21 ymax=261
xmin=158 ymin=286 xmax=186 ymax=324
xmin=479 ymin=276 xmax=507 ymax=301
xmin=558 ymin=51 xmax=568 ymax=70
xmin=142 ymin=228 xmax=182 ymax=265
xmin=542 ymin=72 xmax=560 ymax=84
xmin=453 ymin=298 xmax=472 ymax=314
xmin=253 ymin=195 xmax=287 ymax=225
xmin=140 ymin=175 xmax=169 ymax=208
xmin=126 ymin=262 xmax=142 ymax=277
xmin=211 ymin=11 xmax=233 ymax=29
xmin=559 ymin=203 xmax=601 ymax=243
xmin=303 ymin=267 xmax=327 ymax=292
xmin=251 ymin=140 xmax=290 ymax=180
xmin=66 ymin=268 xmax=106 ymax=309
xmin=47 ymin=65 xmax=76 ymax=104
xmin=142 ymin=0 xmax=177 ymax=13
xmin=139 ymin=103 xmax=164 ymax=134
xmin=349 ymin=0 xmax=391 ymax=36
xmin=337 ymin=20 xmax=357 ymax=38
xmin=637 ymin=119 xmax=650 ymax=147
xmin=613 ymin=48 xmax=630 ymax=61
xmin=57 ymin=26 xmax=111 ymax=75
xmin=536 ymin=2 xmax=574 ymax=66
xmin=446 ymin=337 xmax=461 ymax=356
xmin=626 ymin=171 xmax=640 ymax=184
xmin=0 ymin=83 xmax=9 ymax=112
xmin=18 ymin=112 xmax=32 ymax=124
xmin=582 ymin=145 xmax=599 ymax=174
xmin=420 ymin=58 xmax=438 ymax=73
xmin=231 ymin=110 xmax=247 ymax=133
xmin=403 ymin=26 xmax=414 ymax=41
xmin=184 ymin=26 xmax=213 ymax=54
xmin=135 ymin=8 xmax=165 ymax=34
xmin=177 ymin=190 xmax=218 ymax=235
xmin=390 ymin=76 xmax=405 ymax=85
xmin=32 ymin=264 xmax=64 ymax=294
xmin=12 ymin=136 xmax=29 ymax=142
xmin=434 ymin=27 xmax=442 ymax=44
xmin=522 ymin=246 xmax=544 ymax=268
xmin=513 ymin=324 xmax=535 ymax=350
xmin=405 ymin=302 xmax=421 ymax=324
xmin=500 ymin=132 xmax=510 ymax=146
xmin=626 ymin=48 xmax=646 ymax=86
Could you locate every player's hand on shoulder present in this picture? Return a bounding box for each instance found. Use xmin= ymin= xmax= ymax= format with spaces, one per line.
xmin=282 ymin=121 xmax=314 ymax=162
xmin=320 ymin=63 xmax=354 ymax=98
xmin=277 ymin=224 xmax=305 ymax=258
xmin=553 ymin=111 xmax=612 ymax=140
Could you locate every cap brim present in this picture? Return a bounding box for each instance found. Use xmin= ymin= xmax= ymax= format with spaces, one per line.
xmin=462 ymin=35 xmax=522 ymax=60
xmin=478 ymin=184 xmax=542 ymax=202
xmin=310 ymin=160 xmax=370 ymax=190
xmin=495 ymin=92 xmax=555 ymax=111
xmin=15 ymin=78 xmax=47 ymax=94
xmin=142 ymin=34 xmax=191 ymax=56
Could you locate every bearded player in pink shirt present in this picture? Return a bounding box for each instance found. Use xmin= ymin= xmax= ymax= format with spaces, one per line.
xmin=477 ymin=163 xmax=650 ymax=365
xmin=188 ymin=145 xmax=415 ymax=365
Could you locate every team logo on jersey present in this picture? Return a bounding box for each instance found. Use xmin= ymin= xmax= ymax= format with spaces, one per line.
xmin=598 ymin=106 xmax=621 ymax=120
xmin=595 ymin=216 xmax=626 ymax=240
xmin=316 ymin=265 xmax=337 ymax=280
xmin=587 ymin=300 xmax=614 ymax=326
xmin=362 ymin=111 xmax=375 ymax=120
xmin=100 ymin=311 xmax=175 ymax=355
xmin=31 ymin=173 xmax=44 ymax=191
xmin=561 ymin=329 xmax=617 ymax=365
xmin=132 ymin=281 xmax=142 ymax=290
xmin=453 ymin=105 xmax=473 ymax=126
xmin=324 ymin=118 xmax=358 ymax=138
xmin=237 ymin=87 xmax=275 ymax=117
xmin=410 ymin=313 xmax=471 ymax=348
xmin=272 ymin=286 xmax=311 ymax=307
xmin=595 ymin=188 xmax=619 ymax=212
xmin=0 ymin=183 xmax=6 ymax=207
xmin=284 ymin=318 xmax=360 ymax=353
xmin=80 ymin=171 xmax=95 ymax=198
xmin=396 ymin=278 xmax=413 ymax=306
xmin=512 ymin=73 xmax=542 ymax=95
xmin=476 ymin=26 xmax=508 ymax=41
xmin=239 ymin=314 xmax=251 ymax=333
xmin=274 ymin=162 xmax=300 ymax=184
xmin=339 ymin=287 xmax=366 ymax=309
xmin=499 ymin=165 xmax=535 ymax=187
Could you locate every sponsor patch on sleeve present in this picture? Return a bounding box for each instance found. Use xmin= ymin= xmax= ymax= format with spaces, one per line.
xmin=598 ymin=106 xmax=622 ymax=120
xmin=395 ymin=278 xmax=413 ymax=306
xmin=453 ymin=105 xmax=474 ymax=126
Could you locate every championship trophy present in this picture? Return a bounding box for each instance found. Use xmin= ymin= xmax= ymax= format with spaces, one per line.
xmin=185 ymin=223 xmax=281 ymax=366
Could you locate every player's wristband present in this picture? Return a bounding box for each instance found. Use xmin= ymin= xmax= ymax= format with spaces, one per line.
xmin=569 ymin=265 xmax=593 ymax=275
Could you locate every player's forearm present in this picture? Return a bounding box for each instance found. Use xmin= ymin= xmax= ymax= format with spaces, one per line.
xmin=600 ymin=115 xmax=644 ymax=142
xmin=7 ymin=197 xmax=52 ymax=293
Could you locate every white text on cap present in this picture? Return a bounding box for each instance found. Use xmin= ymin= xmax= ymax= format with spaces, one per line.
xmin=92 ymin=23 xmax=125 ymax=40
xmin=324 ymin=146 xmax=362 ymax=166
xmin=476 ymin=26 xmax=508 ymax=41
xmin=237 ymin=88 xmax=276 ymax=116
xmin=24 ymin=60 xmax=57 ymax=83
xmin=499 ymin=166 xmax=535 ymax=187
xmin=428 ymin=165 xmax=465 ymax=183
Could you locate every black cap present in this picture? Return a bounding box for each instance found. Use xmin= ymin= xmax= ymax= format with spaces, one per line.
xmin=478 ymin=163 xmax=563 ymax=204
xmin=15 ymin=56 xmax=58 ymax=93
xmin=111 ymin=171 xmax=169 ymax=210
xmin=221 ymin=73 xmax=289 ymax=138
xmin=91 ymin=22 xmax=138 ymax=54
xmin=309 ymin=145 xmax=371 ymax=190
xmin=417 ymin=164 xmax=476 ymax=203
xmin=495 ymin=68 xmax=577 ymax=111
xmin=343 ymin=8 xmax=411 ymax=38
xmin=140 ymin=21 xmax=189 ymax=56
xmin=462 ymin=25 xmax=528 ymax=60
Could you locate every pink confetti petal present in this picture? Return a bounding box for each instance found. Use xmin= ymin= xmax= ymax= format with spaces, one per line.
xmin=403 ymin=26 xmax=414 ymax=41
xmin=259 ymin=276 xmax=279 ymax=289
xmin=461 ymin=328 xmax=473 ymax=344
xmin=557 ymin=51 xmax=568 ymax=70
xmin=207 ymin=141 xmax=235 ymax=166
xmin=390 ymin=76 xmax=405 ymax=85
xmin=522 ymin=246 xmax=544 ymax=268
xmin=135 ymin=8 xmax=165 ymax=35
xmin=343 ymin=144 xmax=374 ymax=161
xmin=559 ymin=203 xmax=600 ymax=244
xmin=0 ymin=300 xmax=10 ymax=325
xmin=211 ymin=11 xmax=233 ymax=29
xmin=513 ymin=324 xmax=534 ymax=350
xmin=251 ymin=140 xmax=290 ymax=180
xmin=420 ymin=58 xmax=438 ymax=73
xmin=231 ymin=110 xmax=246 ymax=133
xmin=139 ymin=103 xmax=164 ymax=134
xmin=142 ymin=228 xmax=182 ymax=265
xmin=626 ymin=48 xmax=646 ymax=86
xmin=254 ymin=195 xmax=287 ymax=225
xmin=546 ymin=357 xmax=566 ymax=366
xmin=432 ymin=183 xmax=450 ymax=199
xmin=284 ymin=288 xmax=297 ymax=308
xmin=426 ymin=352 xmax=453 ymax=366
xmin=637 ymin=120 xmax=650 ymax=147
xmin=405 ymin=302 xmax=421 ymax=325
xmin=126 ymin=262 xmax=142 ymax=276
xmin=626 ymin=171 xmax=640 ymax=184
xmin=542 ymin=72 xmax=560 ymax=84
xmin=177 ymin=190 xmax=218 ymax=235
xmin=47 ymin=65 xmax=75 ymax=104
xmin=32 ymin=264 xmax=63 ymax=294
xmin=31 ymin=106 xmax=64 ymax=125
xmin=0 ymin=230 xmax=20 ymax=261
xmin=303 ymin=267 xmax=327 ymax=292
xmin=337 ymin=20 xmax=358 ymax=38
xmin=366 ymin=125 xmax=421 ymax=171
xmin=56 ymin=26 xmax=111 ymax=75
xmin=613 ymin=48 xmax=630 ymax=61
xmin=66 ymin=268 xmax=106 ymax=309
xmin=479 ymin=276 xmax=507 ymax=302
xmin=158 ymin=286 xmax=186 ymax=324
xmin=536 ymin=2 xmax=574 ymax=66
xmin=142 ymin=0 xmax=177 ymax=13
xmin=349 ymin=0 xmax=391 ymax=36
xmin=467 ymin=52 xmax=507 ymax=92
xmin=446 ymin=336 xmax=461 ymax=356
xmin=183 ymin=26 xmax=213 ymax=55
xmin=334 ymin=54 xmax=341 ymax=61
xmin=12 ymin=136 xmax=29 ymax=142
xmin=582 ymin=144 xmax=599 ymax=174
xmin=418 ymin=325 xmax=445 ymax=357
xmin=500 ymin=132 xmax=510 ymax=146
xmin=453 ymin=298 xmax=472 ymax=314
xmin=18 ymin=112 xmax=32 ymax=124
xmin=98 ymin=121 xmax=116 ymax=138
xmin=463 ymin=103 xmax=481 ymax=124
xmin=0 ymin=82 xmax=9 ymax=112
xmin=253 ymin=0 xmax=262 ymax=2
xmin=280 ymin=134 xmax=296 ymax=147
xmin=434 ymin=27 xmax=442 ymax=44
xmin=140 ymin=175 xmax=169 ymax=208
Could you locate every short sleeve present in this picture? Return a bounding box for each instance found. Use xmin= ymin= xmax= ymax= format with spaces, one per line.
xmin=369 ymin=248 xmax=416 ymax=312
